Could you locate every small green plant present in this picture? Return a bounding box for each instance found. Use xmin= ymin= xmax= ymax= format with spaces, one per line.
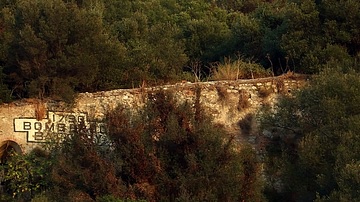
xmin=31 ymin=192 xmax=52 ymax=202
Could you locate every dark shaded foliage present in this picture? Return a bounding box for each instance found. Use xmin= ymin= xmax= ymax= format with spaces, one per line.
xmin=107 ymin=90 xmax=265 ymax=201
xmin=260 ymin=67 xmax=360 ymax=201
xmin=1 ymin=90 xmax=265 ymax=201
xmin=0 ymin=0 xmax=360 ymax=101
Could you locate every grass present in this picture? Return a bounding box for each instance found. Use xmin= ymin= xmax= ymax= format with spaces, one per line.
xmin=211 ymin=57 xmax=272 ymax=81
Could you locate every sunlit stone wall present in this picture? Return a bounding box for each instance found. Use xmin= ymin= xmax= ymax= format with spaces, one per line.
xmin=0 ymin=74 xmax=308 ymax=154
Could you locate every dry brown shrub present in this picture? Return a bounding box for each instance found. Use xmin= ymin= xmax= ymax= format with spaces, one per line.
xmin=238 ymin=114 xmax=254 ymax=136
xmin=35 ymin=101 xmax=46 ymax=121
xmin=216 ymin=85 xmax=229 ymax=101
xmin=237 ymin=90 xmax=251 ymax=111
xmin=135 ymin=182 xmax=156 ymax=201
xmin=275 ymin=79 xmax=285 ymax=93
xmin=67 ymin=190 xmax=94 ymax=202
xmin=258 ymin=86 xmax=273 ymax=98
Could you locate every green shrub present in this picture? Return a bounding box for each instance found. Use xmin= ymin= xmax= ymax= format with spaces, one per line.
xmin=260 ymin=68 xmax=360 ymax=201
xmin=0 ymin=148 xmax=52 ymax=201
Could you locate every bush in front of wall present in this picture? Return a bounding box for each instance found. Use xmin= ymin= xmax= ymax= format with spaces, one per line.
xmin=107 ymin=90 xmax=265 ymax=201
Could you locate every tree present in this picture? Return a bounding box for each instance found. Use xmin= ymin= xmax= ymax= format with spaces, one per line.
xmin=261 ymin=67 xmax=360 ymax=201
xmin=229 ymin=12 xmax=262 ymax=60
xmin=279 ymin=0 xmax=360 ymax=73
xmin=176 ymin=1 xmax=233 ymax=64
xmin=286 ymin=0 xmax=320 ymax=73
xmin=0 ymin=3 xmax=16 ymax=101
xmin=318 ymin=0 xmax=360 ymax=56
xmin=0 ymin=67 xmax=11 ymax=103
xmin=1 ymin=0 xmax=126 ymax=100
xmin=216 ymin=0 xmax=265 ymax=13
xmin=103 ymin=0 xmax=188 ymax=86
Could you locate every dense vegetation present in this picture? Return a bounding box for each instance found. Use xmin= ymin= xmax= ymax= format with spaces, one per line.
xmin=261 ymin=68 xmax=360 ymax=201
xmin=3 ymin=68 xmax=360 ymax=201
xmin=1 ymin=0 xmax=360 ymax=201
xmin=0 ymin=0 xmax=359 ymax=102
xmin=0 ymin=90 xmax=264 ymax=201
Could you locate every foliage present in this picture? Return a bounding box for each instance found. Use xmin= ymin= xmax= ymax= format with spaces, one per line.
xmin=106 ymin=90 xmax=265 ymax=201
xmin=0 ymin=67 xmax=11 ymax=103
xmin=103 ymin=0 xmax=188 ymax=87
xmin=0 ymin=0 xmax=359 ymax=100
xmin=216 ymin=0 xmax=265 ymax=13
xmin=260 ymin=68 xmax=360 ymax=201
xmin=48 ymin=124 xmax=125 ymax=201
xmin=229 ymin=12 xmax=263 ymax=60
xmin=96 ymin=195 xmax=146 ymax=202
xmin=1 ymin=90 xmax=265 ymax=201
xmin=211 ymin=57 xmax=271 ymax=80
xmin=0 ymin=148 xmax=52 ymax=201
xmin=0 ymin=0 xmax=126 ymax=100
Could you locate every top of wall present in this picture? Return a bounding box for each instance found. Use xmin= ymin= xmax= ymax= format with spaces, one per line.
xmin=0 ymin=73 xmax=309 ymax=153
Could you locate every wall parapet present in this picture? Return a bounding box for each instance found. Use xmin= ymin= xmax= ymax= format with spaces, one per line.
xmin=0 ymin=74 xmax=309 ymax=153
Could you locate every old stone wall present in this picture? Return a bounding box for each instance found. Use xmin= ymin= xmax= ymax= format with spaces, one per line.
xmin=0 ymin=74 xmax=308 ymax=155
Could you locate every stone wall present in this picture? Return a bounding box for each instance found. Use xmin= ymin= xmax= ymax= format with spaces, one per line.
xmin=0 ymin=74 xmax=308 ymax=155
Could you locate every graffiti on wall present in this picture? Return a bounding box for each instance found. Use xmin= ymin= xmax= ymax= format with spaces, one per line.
xmin=14 ymin=111 xmax=106 ymax=144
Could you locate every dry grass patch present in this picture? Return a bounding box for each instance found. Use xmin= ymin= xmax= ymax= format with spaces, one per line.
xmin=211 ymin=57 xmax=271 ymax=80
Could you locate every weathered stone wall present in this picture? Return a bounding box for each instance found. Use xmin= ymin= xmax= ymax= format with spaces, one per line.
xmin=0 ymin=75 xmax=308 ymax=154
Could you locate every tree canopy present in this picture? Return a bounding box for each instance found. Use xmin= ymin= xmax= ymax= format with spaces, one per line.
xmin=0 ymin=0 xmax=359 ymax=102
xmin=261 ymin=67 xmax=360 ymax=201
